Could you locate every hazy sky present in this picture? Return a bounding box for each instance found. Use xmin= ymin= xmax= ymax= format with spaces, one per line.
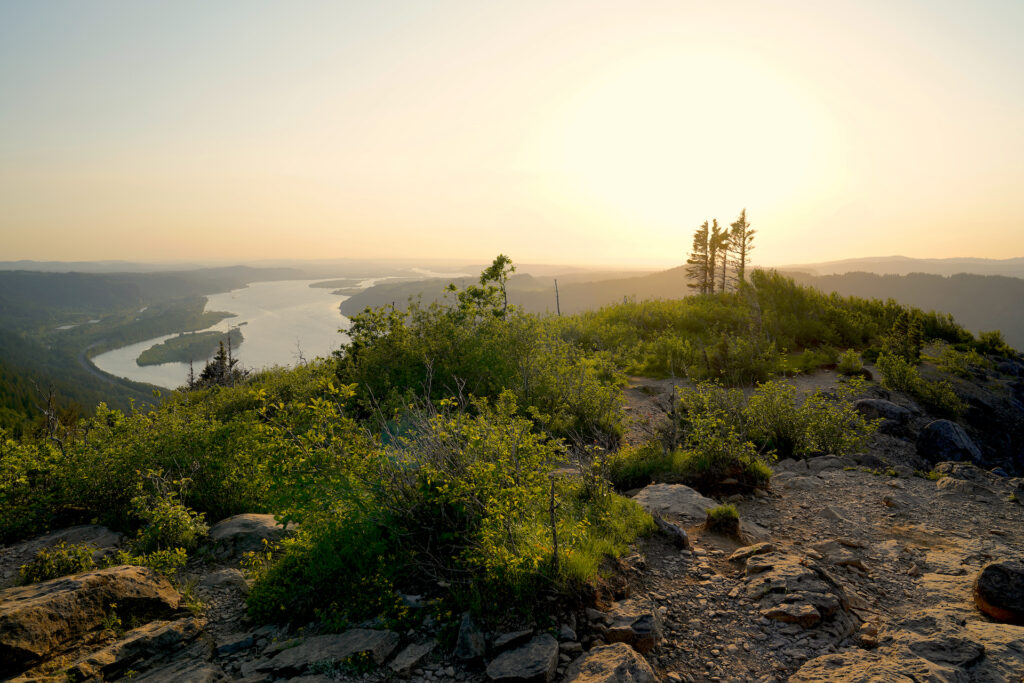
xmin=1 ymin=0 xmax=1022 ymax=267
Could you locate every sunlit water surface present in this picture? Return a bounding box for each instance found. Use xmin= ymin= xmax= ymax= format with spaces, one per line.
xmin=92 ymin=280 xmax=352 ymax=389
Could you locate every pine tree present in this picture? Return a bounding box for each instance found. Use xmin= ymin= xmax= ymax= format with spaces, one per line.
xmin=686 ymin=221 xmax=711 ymax=294
xmin=708 ymin=219 xmax=729 ymax=294
xmin=729 ymin=209 xmax=756 ymax=286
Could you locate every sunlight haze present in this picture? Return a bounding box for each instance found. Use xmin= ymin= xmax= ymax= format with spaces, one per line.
xmin=1 ymin=0 xmax=1021 ymax=266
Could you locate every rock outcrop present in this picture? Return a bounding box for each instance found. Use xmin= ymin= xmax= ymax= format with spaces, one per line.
xmin=0 ymin=565 xmax=181 ymax=676
xmin=632 ymin=484 xmax=716 ymax=526
xmin=206 ymin=513 xmax=291 ymax=560
xmin=916 ymin=419 xmax=982 ymax=465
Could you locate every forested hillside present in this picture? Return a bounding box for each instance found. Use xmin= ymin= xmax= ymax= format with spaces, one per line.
xmin=0 ymin=267 xmax=301 ymax=432
xmin=789 ymin=271 xmax=1024 ymax=348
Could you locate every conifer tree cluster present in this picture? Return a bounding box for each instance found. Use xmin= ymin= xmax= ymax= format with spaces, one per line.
xmin=686 ymin=209 xmax=755 ymax=294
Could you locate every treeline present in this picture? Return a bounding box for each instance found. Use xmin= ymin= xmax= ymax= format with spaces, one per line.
xmin=786 ymin=271 xmax=1024 ymax=349
xmin=686 ymin=209 xmax=755 ymax=294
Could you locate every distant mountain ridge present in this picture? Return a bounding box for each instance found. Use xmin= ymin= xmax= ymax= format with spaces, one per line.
xmin=777 ymin=255 xmax=1024 ymax=278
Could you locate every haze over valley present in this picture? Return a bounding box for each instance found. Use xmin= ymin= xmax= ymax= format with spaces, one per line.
xmin=2 ymin=2 xmax=1024 ymax=682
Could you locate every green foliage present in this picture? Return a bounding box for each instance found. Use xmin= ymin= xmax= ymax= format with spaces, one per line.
xmin=107 ymin=547 xmax=188 ymax=578
xmin=247 ymin=392 xmax=653 ymax=625
xmin=0 ymin=428 xmax=65 ymax=542
xmin=882 ymin=311 xmax=924 ymax=363
xmin=128 ymin=473 xmax=209 ymax=554
xmin=975 ymin=330 xmax=1014 ymax=356
xmin=705 ymin=504 xmax=740 ymax=536
xmin=836 ymin=349 xmax=864 ymax=376
xmin=934 ymin=345 xmax=989 ymax=379
xmin=877 ymin=353 xmax=965 ymax=417
xmin=18 ymin=541 xmax=95 ymax=585
xmin=607 ymin=442 xmax=682 ymax=490
xmin=336 ymin=263 xmax=624 ymax=444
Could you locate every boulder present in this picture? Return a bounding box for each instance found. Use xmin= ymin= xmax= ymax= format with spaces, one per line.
xmin=916 ymin=420 xmax=982 ymax=465
xmin=563 ymin=643 xmax=655 ymax=683
xmin=67 ymin=617 xmax=205 ymax=680
xmin=206 ymin=514 xmax=290 ymax=559
xmin=485 ymin=633 xmax=558 ymax=682
xmin=853 ymin=399 xmax=911 ymax=434
xmin=0 ymin=525 xmax=124 ymax=588
xmin=454 ymin=611 xmax=486 ymax=661
xmin=264 ymin=630 xmax=399 ymax=675
xmin=389 ymin=640 xmax=435 ymax=676
xmin=974 ymin=561 xmax=1024 ymax=624
xmin=0 ymin=565 xmax=181 ymax=676
xmin=632 ymin=484 xmax=716 ymax=526
xmin=602 ymin=599 xmax=662 ymax=654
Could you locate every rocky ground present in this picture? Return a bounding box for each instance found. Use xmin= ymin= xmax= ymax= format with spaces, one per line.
xmin=3 ymin=369 xmax=1024 ymax=682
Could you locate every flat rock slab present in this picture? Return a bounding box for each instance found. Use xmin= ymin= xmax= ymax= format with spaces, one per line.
xmin=0 ymin=525 xmax=124 ymax=588
xmin=0 ymin=565 xmax=181 ymax=676
xmin=485 ymin=633 xmax=558 ymax=682
xmin=563 ymin=643 xmax=655 ymax=683
xmin=632 ymin=484 xmax=716 ymax=526
xmin=264 ymin=630 xmax=399 ymax=675
xmin=68 ymin=617 xmax=205 ymax=680
xmin=389 ymin=640 xmax=435 ymax=676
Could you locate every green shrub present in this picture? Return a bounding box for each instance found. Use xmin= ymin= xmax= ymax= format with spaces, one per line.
xmin=106 ymin=547 xmax=188 ymax=578
xmin=877 ymin=353 xmax=965 ymax=417
xmin=705 ymin=504 xmax=740 ymax=536
xmin=129 ymin=473 xmax=209 ymax=554
xmin=606 ymin=442 xmax=681 ymax=490
xmin=676 ymin=412 xmax=770 ymax=489
xmin=18 ymin=541 xmax=95 ymax=584
xmin=247 ymin=392 xmax=653 ymax=625
xmin=975 ymin=330 xmax=1014 ymax=356
xmin=836 ymin=349 xmax=864 ymax=376
xmin=0 ymin=429 xmax=64 ymax=543
xmin=935 ymin=346 xmax=988 ymax=379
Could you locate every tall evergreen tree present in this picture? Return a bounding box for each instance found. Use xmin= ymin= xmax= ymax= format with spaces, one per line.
xmin=686 ymin=221 xmax=711 ymax=294
xmin=729 ymin=209 xmax=756 ymax=286
xmin=708 ymin=219 xmax=729 ymax=294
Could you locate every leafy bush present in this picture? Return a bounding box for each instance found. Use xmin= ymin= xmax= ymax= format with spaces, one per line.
xmin=705 ymin=504 xmax=740 ymax=536
xmin=877 ymin=353 xmax=965 ymax=417
xmin=18 ymin=541 xmax=95 ymax=584
xmin=836 ymin=349 xmax=864 ymax=376
xmin=606 ymin=442 xmax=682 ymax=490
xmin=106 ymin=547 xmax=188 ymax=578
xmin=129 ymin=473 xmax=209 ymax=554
xmin=935 ymin=346 xmax=989 ymax=379
xmin=745 ymin=379 xmax=877 ymax=459
xmin=975 ymin=330 xmax=1014 ymax=356
xmin=247 ymin=392 xmax=653 ymax=625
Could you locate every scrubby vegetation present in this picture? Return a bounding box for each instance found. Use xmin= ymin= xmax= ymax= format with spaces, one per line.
xmin=0 ymin=256 xmax=1015 ymax=633
xmin=607 ymin=378 xmax=876 ymax=491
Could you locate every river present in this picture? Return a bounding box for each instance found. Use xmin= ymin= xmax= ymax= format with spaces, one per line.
xmin=91 ymin=279 xmax=353 ymax=389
